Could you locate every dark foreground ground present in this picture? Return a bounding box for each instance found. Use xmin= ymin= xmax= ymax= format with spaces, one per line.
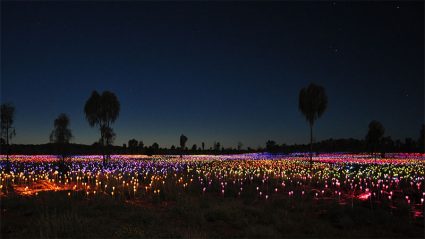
xmin=1 ymin=191 xmax=423 ymax=239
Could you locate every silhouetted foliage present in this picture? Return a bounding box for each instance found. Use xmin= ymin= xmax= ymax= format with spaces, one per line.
xmin=381 ymin=136 xmax=394 ymax=156
xmin=4 ymin=135 xmax=422 ymax=156
xmin=128 ymin=138 xmax=138 ymax=153
xmin=49 ymin=113 xmax=73 ymax=172
xmin=180 ymin=134 xmax=188 ymax=157
xmin=299 ymin=83 xmax=328 ymax=165
xmin=145 ymin=142 xmax=159 ymax=156
xmin=84 ymin=90 xmax=120 ymax=164
xmin=214 ymin=142 xmax=221 ymax=152
xmin=202 ymin=142 xmax=205 ymax=151
xmin=102 ymin=126 xmax=116 ymax=154
xmin=266 ymin=140 xmax=279 ymax=153
xmin=128 ymin=139 xmax=138 ymax=148
xmin=138 ymin=141 xmax=144 ymax=154
xmin=1 ymin=103 xmax=16 ymax=171
xmin=403 ymin=138 xmax=415 ymax=153
xmin=191 ymin=144 xmax=197 ymax=151
xmin=365 ymin=120 xmax=385 ymax=161
xmin=50 ymin=114 xmax=73 ymax=145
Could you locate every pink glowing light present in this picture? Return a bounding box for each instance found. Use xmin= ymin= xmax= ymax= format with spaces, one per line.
xmin=358 ymin=192 xmax=371 ymax=201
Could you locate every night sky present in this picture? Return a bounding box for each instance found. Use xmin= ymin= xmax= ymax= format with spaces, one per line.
xmin=1 ymin=2 xmax=423 ymax=148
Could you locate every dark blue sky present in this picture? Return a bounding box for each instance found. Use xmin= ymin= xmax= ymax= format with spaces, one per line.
xmin=1 ymin=2 xmax=423 ymax=148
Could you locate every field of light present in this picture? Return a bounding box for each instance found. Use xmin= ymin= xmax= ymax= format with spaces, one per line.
xmin=1 ymin=153 xmax=424 ymax=219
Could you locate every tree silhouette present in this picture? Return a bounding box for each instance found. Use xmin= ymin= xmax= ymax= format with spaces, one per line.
xmin=403 ymin=138 xmax=414 ymax=153
xmin=1 ymin=103 xmax=16 ymax=171
xmin=298 ymin=83 xmax=328 ymax=166
xmin=202 ymin=142 xmax=205 ymax=151
xmin=180 ymin=134 xmax=188 ymax=157
xmin=145 ymin=142 xmax=159 ymax=156
xmin=103 ymin=126 xmax=116 ymax=148
xmin=381 ymin=136 xmax=394 ymax=156
xmin=50 ymin=113 xmax=73 ymax=171
xmin=84 ymin=90 xmax=120 ymax=164
xmin=191 ymin=144 xmax=197 ymax=151
xmin=365 ymin=120 xmax=385 ymax=162
xmin=128 ymin=138 xmax=138 ymax=153
xmin=214 ymin=142 xmax=221 ymax=152
xmin=237 ymin=142 xmax=243 ymax=151
xmin=128 ymin=139 xmax=138 ymax=148
xmin=138 ymin=140 xmax=144 ymax=154
xmin=266 ymin=140 xmax=277 ymax=153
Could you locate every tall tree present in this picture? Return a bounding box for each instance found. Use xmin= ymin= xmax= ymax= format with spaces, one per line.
xmin=180 ymin=134 xmax=188 ymax=157
xmin=201 ymin=142 xmax=205 ymax=151
xmin=298 ymin=83 xmax=328 ymax=166
xmin=50 ymin=113 xmax=73 ymax=170
xmin=84 ymin=90 xmax=120 ymax=164
xmin=365 ymin=120 xmax=385 ymax=162
xmin=1 ymin=103 xmax=16 ymax=171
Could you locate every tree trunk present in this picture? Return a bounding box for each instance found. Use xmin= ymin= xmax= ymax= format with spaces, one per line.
xmin=100 ymin=126 xmax=106 ymax=166
xmin=6 ymin=126 xmax=9 ymax=161
xmin=374 ymin=144 xmax=377 ymax=164
xmin=5 ymin=125 xmax=10 ymax=172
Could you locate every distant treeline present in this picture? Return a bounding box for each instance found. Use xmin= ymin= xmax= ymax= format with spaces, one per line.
xmin=265 ymin=137 xmax=422 ymax=154
xmin=1 ymin=137 xmax=422 ymax=155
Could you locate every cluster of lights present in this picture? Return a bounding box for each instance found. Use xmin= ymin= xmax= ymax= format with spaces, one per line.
xmin=1 ymin=153 xmax=424 ymax=218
